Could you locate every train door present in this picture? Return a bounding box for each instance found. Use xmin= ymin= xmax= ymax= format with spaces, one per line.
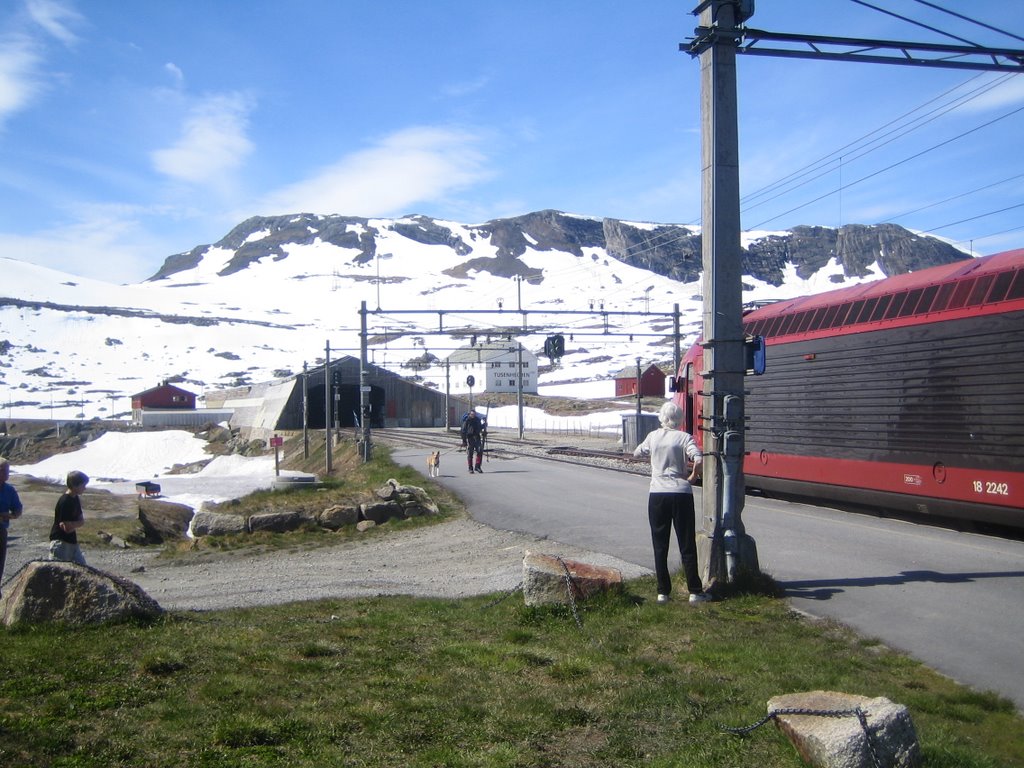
xmin=672 ymin=348 xmax=703 ymax=448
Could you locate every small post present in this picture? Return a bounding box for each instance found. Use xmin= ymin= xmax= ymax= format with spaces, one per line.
xmin=271 ymin=434 xmax=283 ymax=476
xmin=635 ymin=357 xmax=642 ymax=422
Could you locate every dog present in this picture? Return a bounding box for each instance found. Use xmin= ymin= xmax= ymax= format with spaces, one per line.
xmin=427 ymin=450 xmax=441 ymax=478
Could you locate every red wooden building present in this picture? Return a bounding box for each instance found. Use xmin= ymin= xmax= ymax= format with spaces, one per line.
xmin=613 ymin=364 xmax=667 ymax=398
xmin=131 ymin=382 xmax=197 ymax=411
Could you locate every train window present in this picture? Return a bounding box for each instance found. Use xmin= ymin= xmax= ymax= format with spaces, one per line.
xmin=847 ymin=299 xmax=868 ymax=324
xmin=968 ymin=274 xmax=995 ymax=306
xmin=916 ymin=284 xmax=939 ymax=314
xmin=898 ymin=288 xmax=923 ymax=317
xmin=805 ymin=307 xmax=828 ymax=331
xmin=855 ymin=297 xmax=878 ymax=324
xmin=776 ymin=314 xmax=797 ymax=336
xmin=931 ymin=281 xmax=956 ymax=311
xmin=1006 ymin=270 xmax=1024 ymax=300
xmin=884 ymin=292 xmax=907 ymax=319
xmin=948 ymin=278 xmax=976 ymax=309
xmin=988 ymin=270 xmax=1014 ymax=302
xmin=821 ymin=304 xmax=842 ymax=328
xmin=869 ymin=294 xmax=892 ymax=322
xmin=830 ymin=303 xmax=851 ymax=327
xmin=795 ymin=310 xmax=815 ymax=333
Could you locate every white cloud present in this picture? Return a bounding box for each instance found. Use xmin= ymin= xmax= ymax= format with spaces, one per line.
xmin=0 ymin=35 xmax=42 ymax=124
xmin=254 ymin=125 xmax=492 ymax=217
xmin=441 ymin=74 xmax=490 ymax=98
xmin=151 ymin=92 xmax=255 ymax=184
xmin=25 ymin=0 xmax=82 ymax=46
xmin=164 ymin=61 xmax=184 ymax=88
xmin=0 ymin=203 xmax=170 ymax=283
xmin=958 ymin=75 xmax=1024 ymax=113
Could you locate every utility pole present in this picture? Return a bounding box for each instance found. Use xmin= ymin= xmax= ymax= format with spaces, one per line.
xmin=692 ymin=0 xmax=759 ymax=586
xmin=324 ymin=342 xmax=332 ymax=474
xmin=359 ymin=301 xmax=373 ymax=462
xmin=517 ymin=343 xmax=525 ymax=439
xmin=302 ymin=361 xmax=309 ymax=459
xmin=682 ymin=1 xmax=1024 ymax=587
xmin=444 ymin=359 xmax=451 ymax=431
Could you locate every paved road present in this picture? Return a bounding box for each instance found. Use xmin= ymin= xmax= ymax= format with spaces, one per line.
xmin=392 ymin=447 xmax=1024 ymax=713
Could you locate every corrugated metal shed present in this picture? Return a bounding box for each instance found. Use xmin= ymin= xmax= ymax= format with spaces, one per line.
xmin=206 ymin=356 xmax=469 ymax=439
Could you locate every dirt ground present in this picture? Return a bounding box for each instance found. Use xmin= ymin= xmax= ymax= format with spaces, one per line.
xmin=2 ymin=472 xmax=649 ymax=613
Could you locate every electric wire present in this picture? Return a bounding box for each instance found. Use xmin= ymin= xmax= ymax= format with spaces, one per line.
xmin=369 ymin=8 xmax=1024 ymax=343
xmin=740 ymin=72 xmax=1011 ymax=210
xmin=881 ymin=171 xmax=1024 ymax=223
xmin=848 ymin=0 xmax=982 ymax=47
xmin=910 ymin=0 xmax=1024 ymax=45
xmin=746 ymin=102 xmax=1024 ymax=230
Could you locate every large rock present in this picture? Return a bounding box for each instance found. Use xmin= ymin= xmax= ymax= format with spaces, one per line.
xmin=769 ymin=691 xmax=921 ymax=768
xmin=522 ymin=551 xmax=623 ymax=607
xmin=138 ymin=498 xmax=194 ymax=543
xmin=190 ymin=510 xmax=247 ymax=537
xmin=1 ymin=561 xmax=163 ymax=626
xmin=248 ymin=510 xmax=315 ymax=533
xmin=360 ymin=501 xmax=405 ymax=524
xmin=318 ymin=504 xmax=360 ymax=530
xmin=374 ymin=479 xmax=441 ymax=516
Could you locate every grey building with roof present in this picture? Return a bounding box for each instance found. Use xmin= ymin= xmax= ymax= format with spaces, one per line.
xmin=446 ymin=341 xmax=539 ymax=395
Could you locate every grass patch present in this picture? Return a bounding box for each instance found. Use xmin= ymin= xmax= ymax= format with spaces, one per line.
xmin=83 ymin=439 xmax=464 ymax=563
xmin=1 ymin=587 xmax=1021 ymax=767
xmin=6 ymin=436 xmax=1020 ymax=766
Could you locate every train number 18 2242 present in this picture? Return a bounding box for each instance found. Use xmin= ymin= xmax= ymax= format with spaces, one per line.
xmin=973 ymin=480 xmax=1010 ymax=496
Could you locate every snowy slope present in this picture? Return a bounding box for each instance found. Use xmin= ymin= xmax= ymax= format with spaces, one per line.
xmin=0 ymin=213 xmax=922 ymax=420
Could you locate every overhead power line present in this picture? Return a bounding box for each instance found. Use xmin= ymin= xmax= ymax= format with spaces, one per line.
xmin=746 ymin=102 xmax=1024 ymax=230
xmin=849 ymin=0 xmax=982 ymax=47
xmin=910 ymin=0 xmax=1024 ymax=45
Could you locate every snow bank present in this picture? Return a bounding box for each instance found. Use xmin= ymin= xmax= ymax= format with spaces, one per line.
xmin=12 ymin=431 xmax=305 ymax=509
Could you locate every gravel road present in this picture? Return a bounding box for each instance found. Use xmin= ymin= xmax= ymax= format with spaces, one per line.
xmin=2 ymin=482 xmax=649 ymax=612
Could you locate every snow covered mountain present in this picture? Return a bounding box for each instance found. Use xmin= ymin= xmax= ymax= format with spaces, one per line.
xmin=0 ymin=210 xmax=970 ymax=420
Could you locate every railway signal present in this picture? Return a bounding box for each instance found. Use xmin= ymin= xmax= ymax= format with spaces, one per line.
xmin=543 ymin=334 xmax=565 ymax=362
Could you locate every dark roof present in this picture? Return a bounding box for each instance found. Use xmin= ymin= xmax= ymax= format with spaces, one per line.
xmin=131 ymin=383 xmax=196 ymax=399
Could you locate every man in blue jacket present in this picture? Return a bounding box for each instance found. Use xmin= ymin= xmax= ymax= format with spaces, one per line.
xmin=0 ymin=457 xmax=24 ymax=597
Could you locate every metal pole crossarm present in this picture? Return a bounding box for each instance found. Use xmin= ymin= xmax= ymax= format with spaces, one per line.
xmin=363 ymin=333 xmax=677 ymax=347
xmin=366 ymin=307 xmax=681 ymax=319
xmin=686 ymin=24 xmax=745 ymax=55
xmin=732 ymin=28 xmax=1024 ymax=72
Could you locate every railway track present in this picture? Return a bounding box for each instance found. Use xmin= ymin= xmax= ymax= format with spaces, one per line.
xmin=371 ymin=427 xmax=650 ymax=475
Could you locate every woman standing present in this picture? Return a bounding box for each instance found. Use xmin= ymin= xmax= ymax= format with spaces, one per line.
xmin=633 ymin=402 xmax=711 ymax=604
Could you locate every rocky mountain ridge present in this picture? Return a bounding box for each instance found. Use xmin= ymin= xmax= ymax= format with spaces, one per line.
xmin=148 ymin=209 xmax=967 ymax=287
xmin=1 ymin=209 xmax=972 ymax=420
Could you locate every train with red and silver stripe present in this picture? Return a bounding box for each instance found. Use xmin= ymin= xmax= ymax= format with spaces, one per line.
xmin=673 ymin=248 xmax=1024 ymax=528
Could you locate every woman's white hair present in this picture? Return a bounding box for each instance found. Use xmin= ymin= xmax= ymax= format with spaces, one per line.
xmin=658 ymin=401 xmax=683 ymax=429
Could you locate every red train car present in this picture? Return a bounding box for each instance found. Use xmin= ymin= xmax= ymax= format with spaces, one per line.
xmin=673 ymin=248 xmax=1024 ymax=528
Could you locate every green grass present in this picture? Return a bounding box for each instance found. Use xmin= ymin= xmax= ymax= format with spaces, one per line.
xmin=4 ymin=439 xmax=1022 ymax=766
xmin=1 ymin=588 xmax=1021 ymax=767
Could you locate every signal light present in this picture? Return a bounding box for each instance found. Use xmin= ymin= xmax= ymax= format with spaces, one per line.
xmin=544 ymin=334 xmax=565 ymax=361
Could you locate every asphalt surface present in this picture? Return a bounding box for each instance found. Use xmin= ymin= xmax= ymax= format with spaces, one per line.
xmin=391 ymin=446 xmax=1024 ymax=714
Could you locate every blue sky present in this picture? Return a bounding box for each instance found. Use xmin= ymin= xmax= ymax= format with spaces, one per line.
xmin=2 ymin=0 xmax=1023 ymax=283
